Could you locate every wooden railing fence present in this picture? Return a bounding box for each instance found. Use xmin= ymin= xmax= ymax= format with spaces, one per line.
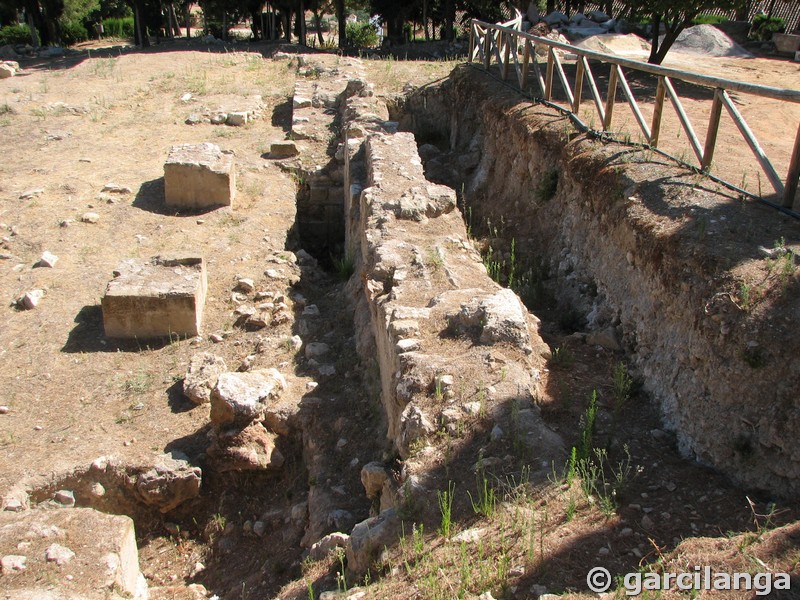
xmin=468 ymin=19 xmax=800 ymax=212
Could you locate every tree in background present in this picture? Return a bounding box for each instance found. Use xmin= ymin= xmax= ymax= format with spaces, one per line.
xmin=620 ymin=0 xmax=743 ymax=64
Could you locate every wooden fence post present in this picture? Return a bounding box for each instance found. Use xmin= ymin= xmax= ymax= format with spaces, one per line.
xmin=603 ymin=64 xmax=618 ymax=131
xmin=702 ymin=89 xmax=724 ymax=172
xmin=784 ymin=124 xmax=800 ymax=208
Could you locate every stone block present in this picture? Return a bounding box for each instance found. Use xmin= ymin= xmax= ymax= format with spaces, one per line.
xmin=101 ymin=255 xmax=207 ymax=339
xmin=226 ymin=111 xmax=248 ymax=126
xmin=164 ymin=142 xmax=235 ymax=209
xmin=0 ymin=508 xmax=147 ymax=599
xmin=270 ymin=140 xmax=299 ymax=158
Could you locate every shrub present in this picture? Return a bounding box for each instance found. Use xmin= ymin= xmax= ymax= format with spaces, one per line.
xmin=60 ymin=20 xmax=89 ymax=45
xmin=692 ymin=14 xmax=727 ymax=26
xmin=749 ymin=14 xmax=785 ymax=41
xmin=346 ymin=21 xmax=378 ymax=47
xmin=0 ymin=23 xmax=32 ymax=46
xmin=103 ymin=17 xmax=134 ymax=38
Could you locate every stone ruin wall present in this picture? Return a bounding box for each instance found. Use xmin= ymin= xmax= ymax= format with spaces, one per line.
xmin=393 ymin=65 xmax=800 ymax=497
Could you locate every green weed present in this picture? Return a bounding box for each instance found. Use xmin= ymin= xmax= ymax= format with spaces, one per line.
xmin=332 ymin=253 xmax=355 ymax=280
xmin=578 ymin=389 xmax=599 ymax=461
xmin=438 ymin=481 xmax=455 ymax=539
xmin=549 ymin=345 xmax=574 ymax=368
xmin=612 ymin=362 xmax=633 ymax=411
xmin=469 ymin=472 xmax=497 ymax=518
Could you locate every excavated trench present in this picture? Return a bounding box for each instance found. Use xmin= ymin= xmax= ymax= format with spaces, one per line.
xmin=389 ymin=64 xmax=800 ymax=498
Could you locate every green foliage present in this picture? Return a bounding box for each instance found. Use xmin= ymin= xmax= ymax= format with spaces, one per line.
xmin=692 ymin=13 xmax=727 ymax=25
xmin=576 ymin=446 xmax=637 ymax=516
xmin=103 ymin=17 xmax=134 ymax=38
xmin=578 ymin=389 xmax=598 ymax=462
xmin=332 ymin=252 xmax=355 ymax=281
xmin=750 ymin=14 xmax=785 ymax=41
xmin=438 ymin=481 xmax=455 ymax=539
xmin=346 ymin=20 xmax=378 ymax=47
xmin=468 ymin=472 xmax=497 ymax=518
xmin=0 ymin=24 xmax=31 ymax=46
xmin=62 ymin=0 xmax=100 ymax=25
xmin=549 ymin=344 xmax=574 ymax=368
xmin=612 ymin=362 xmax=633 ymax=410
xmin=60 ymin=20 xmax=89 ymax=45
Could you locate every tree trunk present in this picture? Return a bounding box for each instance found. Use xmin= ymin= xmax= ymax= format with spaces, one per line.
xmin=298 ymin=0 xmax=306 ymax=45
xmin=26 ymin=10 xmax=40 ymax=47
xmin=166 ymin=4 xmax=174 ymax=38
xmin=423 ymin=0 xmax=429 ymax=40
xmin=335 ymin=0 xmax=345 ymax=47
xmin=546 ymin=0 xmax=555 ymax=14
xmin=313 ymin=9 xmax=323 ymax=45
xmin=185 ymin=5 xmax=191 ymax=38
xmin=647 ymin=13 xmax=661 ymax=63
xmin=650 ymin=17 xmax=688 ymax=65
xmin=134 ymin=1 xmax=148 ymax=46
xmin=443 ymin=0 xmax=454 ymax=40
xmin=170 ymin=4 xmax=182 ymax=36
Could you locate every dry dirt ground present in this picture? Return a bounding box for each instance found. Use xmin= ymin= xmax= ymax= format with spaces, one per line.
xmin=0 ymin=38 xmax=799 ymax=599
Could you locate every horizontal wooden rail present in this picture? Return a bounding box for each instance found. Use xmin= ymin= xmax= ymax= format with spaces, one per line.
xmin=467 ymin=19 xmax=800 ymax=210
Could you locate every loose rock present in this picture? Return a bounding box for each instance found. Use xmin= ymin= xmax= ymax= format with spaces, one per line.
xmin=135 ymin=452 xmax=202 ymax=513
xmin=17 ymin=289 xmax=44 ymax=310
xmin=184 ymin=353 xmax=228 ymax=405
xmin=1 ymin=554 xmax=27 ymax=572
xmin=45 ymin=543 xmax=75 ymax=565
xmin=210 ymin=369 xmax=287 ymax=427
xmin=54 ymin=490 xmax=75 ymax=507
xmin=34 ymin=251 xmax=59 ymax=268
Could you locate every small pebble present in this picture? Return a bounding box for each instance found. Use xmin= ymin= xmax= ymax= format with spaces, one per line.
xmin=0 ymin=406 xmax=8 ymax=414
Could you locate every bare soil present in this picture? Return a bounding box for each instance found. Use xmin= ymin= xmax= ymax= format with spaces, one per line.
xmin=0 ymin=40 xmax=798 ymax=599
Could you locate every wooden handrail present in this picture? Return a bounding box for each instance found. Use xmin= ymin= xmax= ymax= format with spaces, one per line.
xmin=468 ymin=19 xmax=800 ymax=210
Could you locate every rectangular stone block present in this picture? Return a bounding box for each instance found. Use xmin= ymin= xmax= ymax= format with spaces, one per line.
xmin=164 ymin=142 xmax=235 ymax=210
xmin=270 ymin=141 xmax=299 ymax=158
xmin=0 ymin=508 xmax=147 ymax=599
xmin=102 ymin=255 xmax=207 ymax=339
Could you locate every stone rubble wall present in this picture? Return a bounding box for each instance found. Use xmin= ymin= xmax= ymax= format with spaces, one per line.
xmin=339 ymin=64 xmax=566 ymax=577
xmin=341 ymin=71 xmax=565 ymax=475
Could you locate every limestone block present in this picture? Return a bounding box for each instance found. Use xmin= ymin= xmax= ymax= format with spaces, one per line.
xmin=345 ymin=508 xmax=401 ymax=577
xmin=270 ymin=140 xmax=299 ymax=158
xmin=226 ymin=111 xmax=247 ymax=126
xmin=164 ymin=142 xmax=235 ymax=209
xmin=101 ymin=255 xmax=207 ymax=339
xmin=0 ymin=63 xmax=14 ymax=78
xmin=0 ymin=508 xmax=147 ymax=599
